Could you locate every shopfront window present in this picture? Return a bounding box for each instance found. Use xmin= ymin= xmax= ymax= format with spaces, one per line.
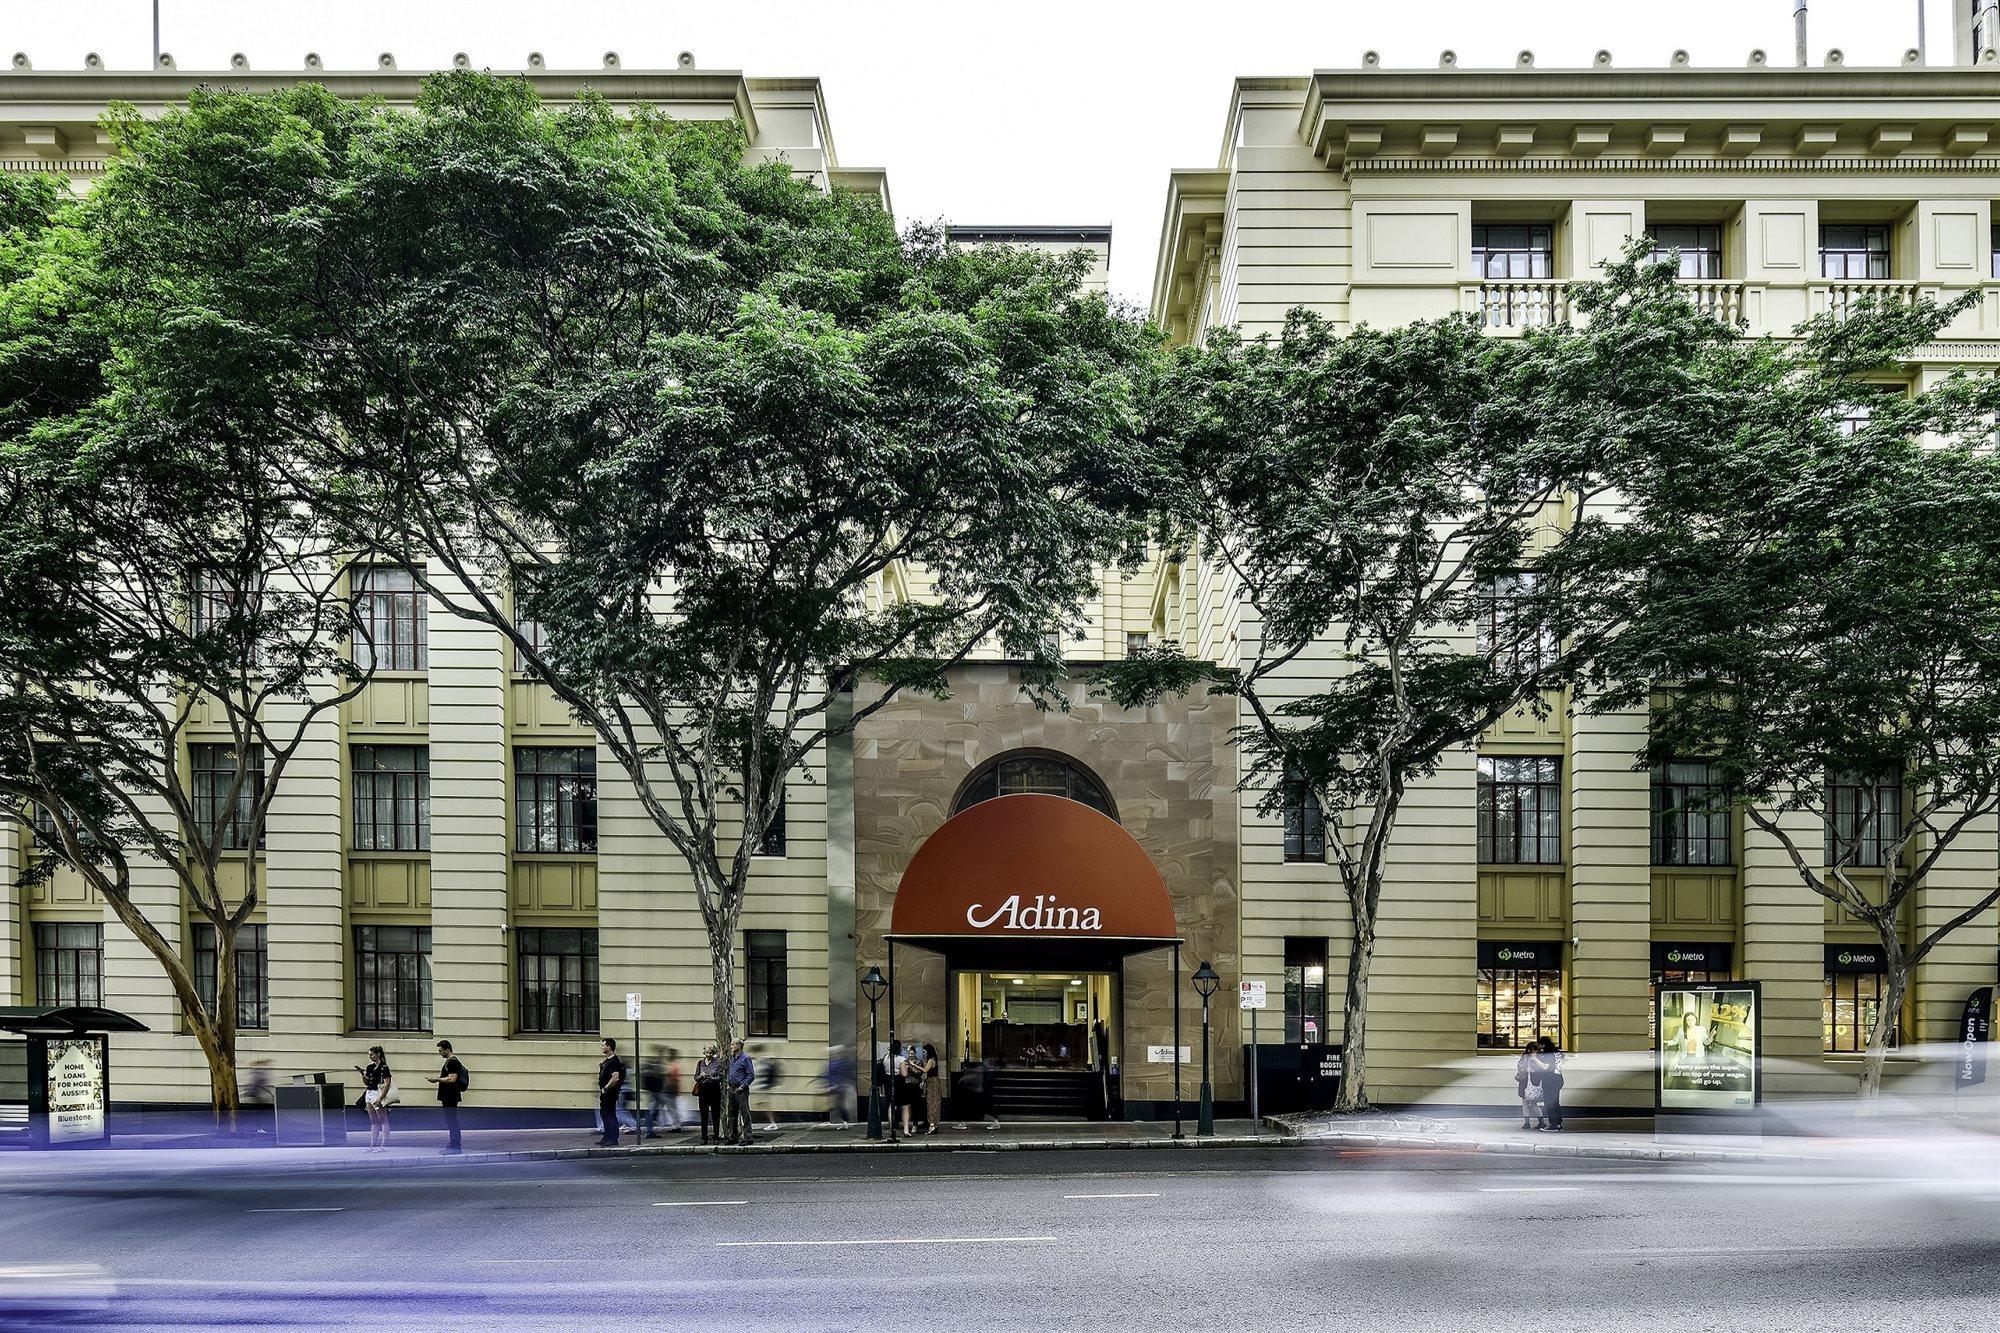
xmin=1477 ymin=942 xmax=1562 ymax=1049
xmin=1283 ymin=937 xmax=1328 ymax=1044
xmin=1650 ymin=942 xmax=1733 ymax=1044
xmin=1824 ymin=945 xmax=1896 ymax=1053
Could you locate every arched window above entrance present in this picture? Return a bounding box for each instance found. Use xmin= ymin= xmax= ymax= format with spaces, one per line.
xmin=954 ymin=751 xmax=1116 ymax=822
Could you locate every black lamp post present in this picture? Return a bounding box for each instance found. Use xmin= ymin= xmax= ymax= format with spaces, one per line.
xmin=861 ymin=966 xmax=887 ymax=1141
xmin=1192 ymin=961 xmax=1220 ymax=1137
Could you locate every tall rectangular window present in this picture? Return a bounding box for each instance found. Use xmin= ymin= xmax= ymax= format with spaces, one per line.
xmin=1475 ymin=573 xmax=1555 ymax=674
xmin=1282 ymin=937 xmax=1328 ymax=1044
xmin=1280 ymin=765 xmax=1326 ymax=864
xmin=514 ymin=747 xmax=597 ymax=853
xmin=189 ymin=743 xmax=265 ymax=851
xmin=757 ymin=791 xmax=787 ymax=858
xmin=1477 ymin=943 xmax=1563 ymax=1049
xmin=1477 ymin=756 xmax=1563 ymax=864
xmin=1648 ymin=223 xmax=1724 ymax=279
xmin=1819 ymin=224 xmax=1891 ymax=280
xmin=1826 ymin=768 xmax=1902 ymax=868
xmin=193 ymin=922 xmax=269 ymax=1029
xmin=516 ymin=927 xmax=597 ymax=1034
xmin=34 ymin=922 xmax=102 ymax=1007
xmin=511 ymin=568 xmax=547 ymax=675
xmin=746 ymin=930 xmax=788 ymax=1037
xmin=1650 ymin=761 xmax=1732 ymax=866
xmin=352 ymin=746 xmax=430 ymax=851
xmin=354 ymin=924 xmax=432 ymax=1031
xmin=352 ymin=565 xmax=427 ymax=671
xmin=1990 ymin=223 xmax=2000 ymax=280
xmin=1824 ymin=970 xmax=1894 ymax=1053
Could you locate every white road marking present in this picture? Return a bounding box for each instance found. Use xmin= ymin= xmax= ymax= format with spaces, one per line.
xmin=1064 ymin=1192 xmax=1159 ymax=1199
xmin=247 ymin=1207 xmax=344 ymax=1213
xmin=653 ymin=1200 xmax=747 ymax=1207
xmin=717 ymin=1235 xmax=1059 ymax=1249
xmin=1476 ymin=1186 xmax=1583 ymax=1194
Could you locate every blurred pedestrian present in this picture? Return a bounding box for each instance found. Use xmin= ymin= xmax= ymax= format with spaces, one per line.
xmin=921 ymin=1042 xmax=943 ymax=1134
xmin=1515 ymin=1041 xmax=1539 ymax=1131
xmin=1535 ymin=1037 xmax=1566 ymax=1132
xmin=821 ymin=1045 xmax=856 ymax=1123
xmin=654 ymin=1047 xmax=684 ymax=1133
xmin=726 ymin=1039 xmax=755 ymax=1144
xmin=754 ymin=1045 xmax=784 ymax=1130
xmin=694 ymin=1044 xmax=723 ymax=1144
xmin=888 ymin=1040 xmax=913 ymax=1137
xmin=596 ymin=1038 xmax=626 ymax=1148
xmin=354 ymin=1044 xmax=394 ymax=1152
xmin=425 ymin=1039 xmax=468 ymax=1154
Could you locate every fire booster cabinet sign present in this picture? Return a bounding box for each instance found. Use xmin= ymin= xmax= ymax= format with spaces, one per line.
xmin=1654 ymin=981 xmax=1761 ymax=1113
xmin=41 ymin=1036 xmax=109 ymax=1145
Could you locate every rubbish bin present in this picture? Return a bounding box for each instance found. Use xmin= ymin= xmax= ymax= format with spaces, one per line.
xmin=273 ymin=1074 xmax=349 ymax=1146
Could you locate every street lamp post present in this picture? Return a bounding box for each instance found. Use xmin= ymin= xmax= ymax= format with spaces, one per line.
xmin=861 ymin=966 xmax=887 ymax=1141
xmin=1192 ymin=961 xmax=1219 ymax=1137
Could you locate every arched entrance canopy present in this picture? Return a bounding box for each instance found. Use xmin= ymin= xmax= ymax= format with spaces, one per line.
xmin=888 ymin=793 xmax=1178 ymax=968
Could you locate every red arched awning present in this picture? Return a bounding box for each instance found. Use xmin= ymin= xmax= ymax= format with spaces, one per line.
xmin=889 ymin=794 xmax=1177 ymax=961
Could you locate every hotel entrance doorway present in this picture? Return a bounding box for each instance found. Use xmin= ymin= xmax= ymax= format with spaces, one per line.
xmin=954 ymin=971 xmax=1118 ymax=1070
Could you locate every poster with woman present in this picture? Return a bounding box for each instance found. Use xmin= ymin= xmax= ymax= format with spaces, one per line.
xmin=1656 ymin=982 xmax=1760 ymax=1112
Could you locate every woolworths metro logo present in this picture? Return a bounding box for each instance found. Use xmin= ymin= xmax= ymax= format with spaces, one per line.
xmin=1497 ymin=947 xmax=1515 ymax=962
xmin=1668 ymin=950 xmax=1683 ymax=964
xmin=1839 ymin=952 xmax=1852 ymax=965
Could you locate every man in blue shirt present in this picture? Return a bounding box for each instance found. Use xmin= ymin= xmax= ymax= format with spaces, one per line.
xmin=726 ymin=1039 xmax=755 ymax=1145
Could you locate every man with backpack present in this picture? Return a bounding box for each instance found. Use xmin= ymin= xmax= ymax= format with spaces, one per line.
xmin=426 ymin=1039 xmax=469 ymax=1155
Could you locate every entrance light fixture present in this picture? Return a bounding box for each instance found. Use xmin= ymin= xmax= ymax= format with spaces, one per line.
xmin=1191 ymin=961 xmax=1220 ymax=1137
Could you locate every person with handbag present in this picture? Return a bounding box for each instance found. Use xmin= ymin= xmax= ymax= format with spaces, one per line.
xmin=693 ymin=1044 xmax=723 ymax=1144
xmin=1535 ymin=1037 xmax=1566 ymax=1132
xmin=920 ymin=1042 xmax=943 ymax=1135
xmin=354 ymin=1044 xmax=396 ymax=1153
xmin=1515 ymin=1041 xmax=1541 ymax=1131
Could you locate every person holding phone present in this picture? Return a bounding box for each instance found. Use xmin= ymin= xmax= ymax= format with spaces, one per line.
xmin=354 ymin=1045 xmax=393 ymax=1152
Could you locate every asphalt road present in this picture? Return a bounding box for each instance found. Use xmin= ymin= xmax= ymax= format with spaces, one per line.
xmin=0 ymin=1145 xmax=1992 ymax=1331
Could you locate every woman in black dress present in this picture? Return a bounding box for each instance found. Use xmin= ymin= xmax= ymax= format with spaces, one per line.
xmin=354 ymin=1045 xmax=393 ymax=1152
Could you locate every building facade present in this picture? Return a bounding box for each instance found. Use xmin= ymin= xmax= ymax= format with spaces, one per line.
xmin=5 ymin=42 xmax=1999 ymax=1119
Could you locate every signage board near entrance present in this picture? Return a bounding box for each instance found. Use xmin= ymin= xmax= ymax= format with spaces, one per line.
xmin=1239 ymin=980 xmax=1267 ymax=1010
xmin=43 ymin=1035 xmax=106 ymax=1145
xmin=1145 ymin=1045 xmax=1191 ymax=1063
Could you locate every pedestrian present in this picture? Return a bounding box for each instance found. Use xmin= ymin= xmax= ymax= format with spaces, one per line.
xmin=597 ymin=1038 xmax=626 ymax=1147
xmin=694 ymin=1044 xmax=723 ymax=1144
xmin=921 ymin=1042 xmax=943 ymax=1134
xmin=353 ymin=1044 xmax=395 ymax=1153
xmin=726 ymin=1039 xmax=755 ymax=1145
xmin=654 ymin=1047 xmax=684 ymax=1133
xmin=1535 ymin=1036 xmax=1566 ymax=1132
xmin=888 ymin=1040 xmax=913 ymax=1137
xmin=754 ymin=1045 xmax=784 ymax=1131
xmin=425 ymin=1039 xmax=468 ymax=1155
xmin=821 ymin=1045 xmax=856 ymax=1124
xmin=1515 ymin=1040 xmax=1540 ymax=1131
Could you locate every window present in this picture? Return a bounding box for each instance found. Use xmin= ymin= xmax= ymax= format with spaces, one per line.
xmin=955 ymin=753 xmax=1116 ymax=820
xmin=1991 ymin=223 xmax=2000 ymax=280
xmin=1819 ymin=224 xmax=1891 ymax=280
xmin=1826 ymin=768 xmax=1902 ymax=868
xmin=189 ymin=743 xmax=265 ymax=852
xmin=1280 ymin=764 xmax=1326 ymax=864
xmin=1477 ymin=756 xmax=1562 ymax=864
xmin=1824 ymin=970 xmax=1895 ymax=1053
xmin=1979 ymin=0 xmax=1993 ymax=58
xmin=757 ymin=790 xmax=787 ymax=858
xmin=193 ymin=922 xmax=268 ymax=1029
xmin=352 ymin=746 xmax=430 ymax=851
xmin=746 ymin=930 xmax=788 ymax=1037
xmin=1649 ymin=223 xmax=1723 ymax=279
xmin=352 ymin=565 xmax=427 ymax=671
xmin=1472 ymin=224 xmax=1554 ymax=279
xmin=354 ymin=924 xmax=432 ymax=1031
xmin=190 ymin=567 xmax=259 ymax=639
xmin=514 ymin=747 xmax=597 ymax=853
xmin=1477 ymin=943 xmax=1563 ymax=1049
xmin=516 ymin=927 xmax=597 ymax=1034
xmin=1650 ymin=761 xmax=1732 ymax=866
xmin=1125 ymin=631 xmax=1150 ymax=657
xmin=511 ymin=568 xmax=547 ymax=675
xmin=34 ymin=922 xmax=102 ymax=1007
xmin=1283 ymin=937 xmax=1328 ymax=1044
xmin=1475 ymin=573 xmax=1555 ymax=674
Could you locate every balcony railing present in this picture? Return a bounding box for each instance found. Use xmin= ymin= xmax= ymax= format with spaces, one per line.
xmin=1678 ymin=280 xmax=1747 ymax=324
xmin=1474 ymin=280 xmax=1568 ymax=330
xmin=1815 ymin=280 xmax=1924 ymax=321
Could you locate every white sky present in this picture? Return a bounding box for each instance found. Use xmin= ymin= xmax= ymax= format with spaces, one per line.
xmin=10 ymin=1 xmax=1943 ymax=304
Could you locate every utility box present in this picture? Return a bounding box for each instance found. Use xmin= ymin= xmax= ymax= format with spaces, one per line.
xmin=1243 ymin=1043 xmax=1344 ymax=1115
xmin=273 ymin=1075 xmax=349 ymax=1146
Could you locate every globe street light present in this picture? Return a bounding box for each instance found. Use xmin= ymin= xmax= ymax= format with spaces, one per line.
xmin=1191 ymin=961 xmax=1220 ymax=1137
xmin=861 ymin=966 xmax=887 ymax=1140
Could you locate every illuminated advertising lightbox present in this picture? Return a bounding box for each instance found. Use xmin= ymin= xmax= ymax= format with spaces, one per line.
xmin=1655 ymin=981 xmax=1761 ymax=1114
xmin=40 ymin=1034 xmax=109 ymax=1145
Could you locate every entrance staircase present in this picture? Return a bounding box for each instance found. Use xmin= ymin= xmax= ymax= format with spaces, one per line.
xmin=986 ymin=1068 xmax=1101 ymax=1120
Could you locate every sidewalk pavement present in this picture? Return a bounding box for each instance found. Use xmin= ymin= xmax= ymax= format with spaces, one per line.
xmin=1279 ymin=1112 xmax=1810 ymax=1164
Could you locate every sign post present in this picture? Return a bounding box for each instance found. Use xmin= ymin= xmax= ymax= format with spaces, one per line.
xmin=626 ymin=992 xmax=643 ymax=1139
xmin=1239 ymin=980 xmax=1267 ymax=1134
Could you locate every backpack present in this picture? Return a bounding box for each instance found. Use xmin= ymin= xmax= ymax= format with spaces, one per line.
xmin=454 ymin=1059 xmax=471 ymax=1092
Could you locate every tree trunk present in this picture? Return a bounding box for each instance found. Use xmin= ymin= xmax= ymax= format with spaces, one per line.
xmin=707 ymin=914 xmax=742 ymax=1141
xmin=1857 ymin=961 xmax=1908 ymax=1105
xmin=1332 ymin=918 xmax=1377 ymax=1113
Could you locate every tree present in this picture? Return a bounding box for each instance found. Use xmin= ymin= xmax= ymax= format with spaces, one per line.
xmin=52 ymin=75 xmax=1156 ymax=1140
xmin=0 ymin=129 xmax=374 ymax=1123
xmin=1558 ymin=268 xmax=2000 ymax=1098
xmin=1108 ymin=294 xmax=1642 ymax=1110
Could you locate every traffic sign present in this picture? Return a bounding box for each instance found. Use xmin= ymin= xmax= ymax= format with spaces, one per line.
xmin=626 ymin=992 xmax=643 ymax=1021
xmin=1239 ymin=979 xmax=1267 ymax=1010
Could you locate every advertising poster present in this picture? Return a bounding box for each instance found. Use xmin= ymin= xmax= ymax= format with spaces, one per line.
xmin=44 ymin=1036 xmax=107 ymax=1145
xmin=1656 ymin=983 xmax=1760 ymax=1113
